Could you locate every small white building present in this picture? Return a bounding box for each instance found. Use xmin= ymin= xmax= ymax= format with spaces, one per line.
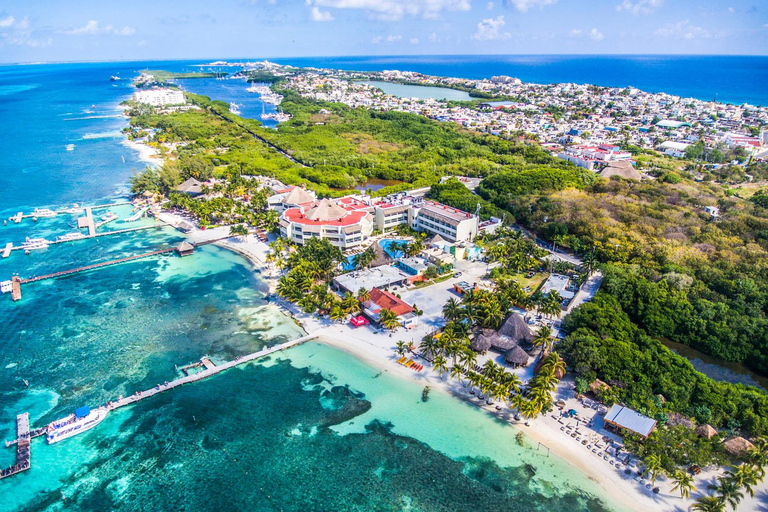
xmin=133 ymin=88 xmax=186 ymax=107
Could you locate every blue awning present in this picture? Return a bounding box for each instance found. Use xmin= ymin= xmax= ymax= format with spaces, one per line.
xmin=75 ymin=406 xmax=91 ymax=418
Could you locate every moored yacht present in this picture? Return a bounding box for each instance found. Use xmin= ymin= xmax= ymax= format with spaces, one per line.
xmin=46 ymin=406 xmax=108 ymax=444
xmin=22 ymin=237 xmax=50 ymax=250
xmin=33 ymin=208 xmax=56 ymax=218
xmin=57 ymin=232 xmax=86 ymax=242
xmin=229 ymin=102 xmax=241 ymax=115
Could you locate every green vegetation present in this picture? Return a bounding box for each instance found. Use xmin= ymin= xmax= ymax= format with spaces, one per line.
xmin=141 ymin=70 xmax=219 ymax=81
xmin=560 ymin=293 xmax=768 ymax=436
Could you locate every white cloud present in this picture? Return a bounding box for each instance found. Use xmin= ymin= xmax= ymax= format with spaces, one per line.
xmin=0 ymin=16 xmax=15 ymax=28
xmin=486 ymin=2 xmax=495 ymax=9
xmin=409 ymin=37 xmax=419 ymax=44
xmin=616 ymin=0 xmax=663 ymax=15
xmin=371 ymin=34 xmax=402 ymax=43
xmin=570 ymin=27 xmax=604 ymax=41
xmin=728 ymin=7 xmax=735 ymax=13
xmin=62 ymin=20 xmax=135 ymax=36
xmin=0 ymin=16 xmax=49 ymax=47
xmin=386 ymin=34 xmax=402 ymax=42
xmin=506 ymin=0 xmax=557 ymax=13
xmin=472 ymin=15 xmax=510 ymax=40
xmin=655 ymin=19 xmax=708 ymax=40
xmin=310 ymin=0 xmax=470 ymax=21
xmin=429 ymin=32 xmax=439 ymax=41
xmin=310 ymin=6 xmax=335 ymax=21
xmin=588 ymin=28 xmax=604 ymax=41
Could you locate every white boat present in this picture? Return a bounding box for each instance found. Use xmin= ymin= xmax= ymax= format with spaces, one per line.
xmin=229 ymin=102 xmax=241 ymax=115
xmin=57 ymin=232 xmax=86 ymax=242
xmin=66 ymin=144 xmax=75 ymax=151
xmin=33 ymin=208 xmax=56 ymax=218
xmin=46 ymin=406 xmax=108 ymax=444
xmin=22 ymin=237 xmax=50 ymax=250
xmin=260 ymin=112 xmax=292 ymax=123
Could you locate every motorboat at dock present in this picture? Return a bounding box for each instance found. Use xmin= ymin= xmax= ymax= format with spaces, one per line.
xmin=46 ymin=406 xmax=108 ymax=444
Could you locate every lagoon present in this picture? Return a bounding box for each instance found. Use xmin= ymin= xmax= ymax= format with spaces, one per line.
xmin=363 ymin=80 xmax=473 ymax=101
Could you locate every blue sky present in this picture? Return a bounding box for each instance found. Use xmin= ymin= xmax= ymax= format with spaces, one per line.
xmin=0 ymin=0 xmax=766 ymax=63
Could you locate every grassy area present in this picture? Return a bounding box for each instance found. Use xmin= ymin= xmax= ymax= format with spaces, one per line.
xmin=412 ymin=273 xmax=455 ymax=289
xmin=509 ymin=272 xmax=549 ymax=294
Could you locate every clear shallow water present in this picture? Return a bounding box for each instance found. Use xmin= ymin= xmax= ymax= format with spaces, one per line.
xmin=0 ymin=61 xmax=622 ymax=512
xmin=1 ymin=343 xmax=615 ymax=512
xmin=363 ymin=80 xmax=472 ymax=101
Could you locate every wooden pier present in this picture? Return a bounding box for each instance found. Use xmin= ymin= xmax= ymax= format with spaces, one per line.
xmin=105 ymin=334 xmax=318 ymax=413
xmin=1 ymin=333 xmax=319 ymax=479
xmin=19 ymin=247 xmax=177 ymax=285
xmin=8 ymin=237 xmax=231 ymax=300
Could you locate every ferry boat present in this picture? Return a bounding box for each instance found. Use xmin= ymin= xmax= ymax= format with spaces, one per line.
xmin=229 ymin=102 xmax=241 ymax=115
xmin=22 ymin=237 xmax=50 ymax=250
xmin=100 ymin=212 xmax=119 ymax=223
xmin=33 ymin=208 xmax=56 ymax=218
xmin=57 ymin=232 xmax=86 ymax=242
xmin=46 ymin=406 xmax=108 ymax=444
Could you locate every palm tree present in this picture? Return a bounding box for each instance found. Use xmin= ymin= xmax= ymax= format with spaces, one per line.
xmin=378 ymin=309 xmax=401 ymax=331
xmin=725 ymin=464 xmax=759 ymax=498
xmin=669 ymin=469 xmax=696 ymax=499
xmin=539 ymin=352 xmax=567 ymax=379
xmin=433 ymin=355 xmax=448 ymax=379
xmin=395 ymin=340 xmax=407 ymax=357
xmin=229 ymin=223 xmax=249 ymax=240
xmin=709 ymin=478 xmax=744 ymax=511
xmin=505 ymin=372 xmax=522 ymax=395
xmin=357 ymin=287 xmax=370 ymax=302
xmin=691 ymin=496 xmax=726 ymax=512
xmin=443 ymin=298 xmax=463 ymax=322
xmin=341 ymin=293 xmax=359 ymax=314
xmin=450 ymin=365 xmax=464 ymax=386
xmin=533 ymin=326 xmax=555 ymax=354
xmin=419 ymin=335 xmax=436 ymax=358
xmin=329 ymin=305 xmax=346 ymax=323
xmin=643 ymin=454 xmax=664 ymax=486
xmin=461 ymin=349 xmax=477 ymax=373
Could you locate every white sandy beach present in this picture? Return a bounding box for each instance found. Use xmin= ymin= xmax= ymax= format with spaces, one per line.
xmin=154 ymin=211 xmax=767 ymax=512
xmin=123 ymin=139 xmax=161 ymax=168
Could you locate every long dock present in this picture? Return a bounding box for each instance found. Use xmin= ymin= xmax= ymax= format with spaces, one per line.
xmin=105 ymin=334 xmax=318 ymax=412
xmin=19 ymin=247 xmax=177 ymax=284
xmin=2 ymin=333 xmax=319 ymax=478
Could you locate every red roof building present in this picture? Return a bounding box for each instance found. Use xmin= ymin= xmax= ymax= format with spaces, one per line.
xmin=278 ymin=197 xmax=374 ymax=249
xmin=360 ymin=287 xmax=418 ymax=328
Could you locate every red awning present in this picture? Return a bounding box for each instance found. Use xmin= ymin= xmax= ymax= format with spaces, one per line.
xmin=350 ymin=315 xmax=369 ymax=327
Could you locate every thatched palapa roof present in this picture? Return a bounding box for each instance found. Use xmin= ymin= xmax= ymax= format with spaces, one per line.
xmin=695 ymin=424 xmax=718 ymax=439
xmin=305 ymin=198 xmax=348 ymax=222
xmin=723 ymin=436 xmax=755 ymax=456
xmin=666 ymin=412 xmax=695 ymax=429
xmin=589 ymin=379 xmax=610 ymax=394
xmin=504 ymin=346 xmax=529 ymax=366
xmin=498 ymin=314 xmax=534 ymax=344
xmin=470 ymin=334 xmax=492 ymax=353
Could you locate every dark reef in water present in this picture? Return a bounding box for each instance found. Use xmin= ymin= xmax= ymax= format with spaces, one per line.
xmin=13 ymin=359 xmax=612 ymax=512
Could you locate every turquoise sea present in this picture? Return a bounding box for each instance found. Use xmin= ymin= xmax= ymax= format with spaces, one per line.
xmin=0 ymin=61 xmax=619 ymax=511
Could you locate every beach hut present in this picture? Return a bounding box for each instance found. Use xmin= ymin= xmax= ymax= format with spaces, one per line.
xmin=666 ymin=412 xmax=694 ymax=429
xmin=175 ymin=241 xmax=195 ymax=256
xmin=695 ymin=424 xmax=718 ymax=440
xmin=504 ymin=346 xmax=530 ymax=368
xmin=589 ymin=379 xmax=610 ymax=395
xmin=498 ymin=314 xmax=534 ymax=345
xmin=470 ymin=334 xmax=492 ymax=353
xmin=723 ymin=436 xmax=755 ymax=457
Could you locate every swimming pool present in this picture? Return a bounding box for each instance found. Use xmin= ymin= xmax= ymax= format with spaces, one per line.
xmin=379 ymin=238 xmax=406 ymax=259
